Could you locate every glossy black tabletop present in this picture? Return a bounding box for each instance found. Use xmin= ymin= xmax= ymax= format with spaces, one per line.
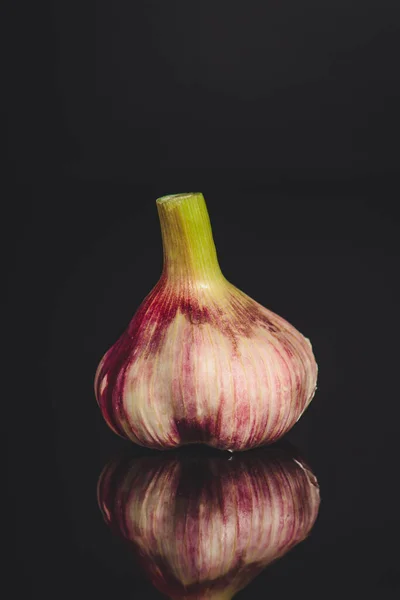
xmin=9 ymin=188 xmax=400 ymax=600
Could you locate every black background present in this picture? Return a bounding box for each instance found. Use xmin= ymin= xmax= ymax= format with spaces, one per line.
xmin=5 ymin=1 xmax=400 ymax=598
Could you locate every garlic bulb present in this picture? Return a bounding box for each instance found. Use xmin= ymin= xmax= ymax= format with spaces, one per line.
xmin=98 ymin=445 xmax=320 ymax=600
xmin=95 ymin=193 xmax=317 ymax=450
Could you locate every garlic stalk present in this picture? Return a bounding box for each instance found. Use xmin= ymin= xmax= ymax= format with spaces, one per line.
xmin=98 ymin=445 xmax=320 ymax=600
xmin=95 ymin=193 xmax=317 ymax=450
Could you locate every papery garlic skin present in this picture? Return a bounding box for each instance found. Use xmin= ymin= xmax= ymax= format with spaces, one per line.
xmin=95 ymin=193 xmax=318 ymax=450
xmin=98 ymin=445 xmax=320 ymax=600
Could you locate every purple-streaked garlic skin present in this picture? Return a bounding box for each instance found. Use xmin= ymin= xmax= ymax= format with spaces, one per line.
xmin=95 ymin=193 xmax=318 ymax=450
xmin=98 ymin=446 xmax=320 ymax=600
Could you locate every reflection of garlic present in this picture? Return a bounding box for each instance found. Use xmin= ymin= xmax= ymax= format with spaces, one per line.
xmin=98 ymin=445 xmax=320 ymax=600
xmin=95 ymin=193 xmax=318 ymax=450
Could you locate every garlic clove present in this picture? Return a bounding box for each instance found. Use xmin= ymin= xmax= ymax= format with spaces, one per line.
xmin=95 ymin=193 xmax=318 ymax=450
xmin=98 ymin=443 xmax=320 ymax=600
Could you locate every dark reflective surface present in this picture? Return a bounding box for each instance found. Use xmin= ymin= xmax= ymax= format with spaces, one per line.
xmin=9 ymin=189 xmax=400 ymax=599
xmin=10 ymin=189 xmax=400 ymax=599
xmin=97 ymin=443 xmax=319 ymax=599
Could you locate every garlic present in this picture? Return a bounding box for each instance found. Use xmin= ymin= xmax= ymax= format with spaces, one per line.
xmin=98 ymin=445 xmax=320 ymax=600
xmin=95 ymin=193 xmax=318 ymax=450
